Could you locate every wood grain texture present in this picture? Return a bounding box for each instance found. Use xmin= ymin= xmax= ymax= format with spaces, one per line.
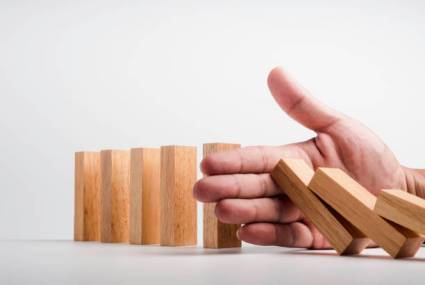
xmin=375 ymin=189 xmax=425 ymax=235
xmin=203 ymin=143 xmax=241 ymax=249
xmin=309 ymin=168 xmax=425 ymax=258
xmin=271 ymin=159 xmax=369 ymax=255
xmin=129 ymin=148 xmax=160 ymax=245
xmin=160 ymin=146 xmax=197 ymax=246
xmin=74 ymin=152 xmax=101 ymax=241
xmin=100 ymin=150 xmax=130 ymax=243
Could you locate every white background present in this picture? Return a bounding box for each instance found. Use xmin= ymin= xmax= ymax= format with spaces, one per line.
xmin=1 ymin=0 xmax=424 ymax=240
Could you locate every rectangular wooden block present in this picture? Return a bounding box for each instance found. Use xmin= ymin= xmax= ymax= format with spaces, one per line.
xmin=100 ymin=150 xmax=130 ymax=243
xmin=203 ymin=143 xmax=241 ymax=249
xmin=129 ymin=148 xmax=161 ymax=245
xmin=309 ymin=168 xmax=425 ymax=258
xmin=375 ymin=189 xmax=425 ymax=235
xmin=160 ymin=145 xmax=197 ymax=246
xmin=74 ymin=151 xmax=101 ymax=241
xmin=271 ymin=159 xmax=369 ymax=255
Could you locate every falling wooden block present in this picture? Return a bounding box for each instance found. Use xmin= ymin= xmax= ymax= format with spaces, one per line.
xmin=100 ymin=150 xmax=130 ymax=243
xmin=129 ymin=148 xmax=161 ymax=245
xmin=74 ymin=151 xmax=101 ymax=241
xmin=309 ymin=168 xmax=425 ymax=258
xmin=271 ymin=159 xmax=369 ymax=255
xmin=160 ymin=145 xmax=197 ymax=246
xmin=375 ymin=189 xmax=425 ymax=235
xmin=203 ymin=143 xmax=241 ymax=249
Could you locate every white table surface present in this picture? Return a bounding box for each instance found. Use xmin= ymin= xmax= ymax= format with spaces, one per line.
xmin=1 ymin=240 xmax=424 ymax=285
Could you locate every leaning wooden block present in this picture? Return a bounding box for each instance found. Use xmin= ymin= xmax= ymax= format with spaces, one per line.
xmin=160 ymin=146 xmax=197 ymax=246
xmin=129 ymin=148 xmax=161 ymax=245
xmin=271 ymin=159 xmax=369 ymax=255
xmin=309 ymin=168 xmax=425 ymax=258
xmin=375 ymin=189 xmax=425 ymax=235
xmin=203 ymin=143 xmax=241 ymax=249
xmin=100 ymin=150 xmax=130 ymax=243
xmin=74 ymin=151 xmax=101 ymax=241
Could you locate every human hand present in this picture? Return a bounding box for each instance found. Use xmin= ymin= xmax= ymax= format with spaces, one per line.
xmin=193 ymin=67 xmax=424 ymax=249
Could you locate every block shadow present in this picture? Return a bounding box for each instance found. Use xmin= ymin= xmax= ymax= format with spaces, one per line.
xmin=284 ymin=249 xmax=425 ymax=262
xmin=137 ymin=245 xmax=275 ymax=256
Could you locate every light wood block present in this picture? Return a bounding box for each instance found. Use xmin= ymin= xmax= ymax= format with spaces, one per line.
xmin=100 ymin=150 xmax=130 ymax=243
xmin=160 ymin=145 xmax=197 ymax=246
xmin=203 ymin=143 xmax=241 ymax=249
xmin=375 ymin=189 xmax=425 ymax=235
xmin=271 ymin=159 xmax=369 ymax=255
xmin=309 ymin=168 xmax=425 ymax=258
xmin=129 ymin=148 xmax=161 ymax=245
xmin=74 ymin=151 xmax=101 ymax=241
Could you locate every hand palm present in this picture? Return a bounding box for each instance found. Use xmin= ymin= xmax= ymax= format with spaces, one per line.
xmin=193 ymin=67 xmax=408 ymax=249
xmin=306 ymin=119 xmax=405 ymax=196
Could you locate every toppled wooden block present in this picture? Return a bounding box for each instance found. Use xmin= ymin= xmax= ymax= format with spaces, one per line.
xmin=100 ymin=150 xmax=130 ymax=243
xmin=160 ymin=146 xmax=197 ymax=246
xmin=271 ymin=159 xmax=369 ymax=255
xmin=203 ymin=143 xmax=241 ymax=249
xmin=129 ymin=148 xmax=161 ymax=245
xmin=74 ymin=151 xmax=101 ymax=241
xmin=375 ymin=189 xmax=425 ymax=235
xmin=309 ymin=168 xmax=425 ymax=258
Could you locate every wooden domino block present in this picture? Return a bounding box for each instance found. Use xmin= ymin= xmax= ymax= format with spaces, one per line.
xmin=100 ymin=150 xmax=130 ymax=243
xmin=203 ymin=143 xmax=241 ymax=249
xmin=129 ymin=148 xmax=161 ymax=244
xmin=271 ymin=159 xmax=369 ymax=255
xmin=160 ymin=145 xmax=197 ymax=246
xmin=309 ymin=168 xmax=425 ymax=258
xmin=74 ymin=151 xmax=101 ymax=241
xmin=375 ymin=189 xmax=425 ymax=235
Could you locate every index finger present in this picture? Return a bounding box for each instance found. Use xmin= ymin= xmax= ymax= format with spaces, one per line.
xmin=201 ymin=145 xmax=308 ymax=175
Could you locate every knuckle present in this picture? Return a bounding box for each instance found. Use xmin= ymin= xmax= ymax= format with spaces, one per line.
xmin=215 ymin=200 xmax=234 ymax=221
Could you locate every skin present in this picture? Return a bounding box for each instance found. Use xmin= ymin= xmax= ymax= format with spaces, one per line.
xmin=193 ymin=66 xmax=425 ymax=249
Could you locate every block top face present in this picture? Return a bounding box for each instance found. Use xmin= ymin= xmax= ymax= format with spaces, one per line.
xmin=100 ymin=149 xmax=129 ymax=153
xmin=160 ymin=145 xmax=197 ymax=151
xmin=278 ymin=158 xmax=314 ymax=186
xmin=130 ymin=147 xmax=159 ymax=151
xmin=203 ymin=143 xmax=241 ymax=157
xmin=75 ymin=151 xmax=98 ymax=155
xmin=315 ymin=168 xmax=376 ymax=209
xmin=203 ymin=143 xmax=241 ymax=147
xmin=381 ymin=189 xmax=425 ymax=207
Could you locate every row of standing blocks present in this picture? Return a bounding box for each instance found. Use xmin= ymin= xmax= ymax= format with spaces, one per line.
xmin=75 ymin=143 xmax=241 ymax=248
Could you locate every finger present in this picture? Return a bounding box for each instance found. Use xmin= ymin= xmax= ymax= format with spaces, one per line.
xmin=267 ymin=66 xmax=343 ymax=132
xmin=193 ymin=173 xmax=281 ymax=202
xmin=215 ymin=197 xmax=303 ymax=224
xmin=237 ymin=222 xmax=316 ymax=248
xmin=201 ymin=144 xmax=309 ymax=175
xmin=201 ymin=146 xmax=282 ymax=175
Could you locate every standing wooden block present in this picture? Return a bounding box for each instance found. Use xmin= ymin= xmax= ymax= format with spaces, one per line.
xmin=309 ymin=168 xmax=425 ymax=258
xmin=74 ymin=152 xmax=101 ymax=241
xmin=129 ymin=148 xmax=161 ymax=244
xmin=100 ymin=150 xmax=130 ymax=243
xmin=203 ymin=143 xmax=241 ymax=249
xmin=271 ymin=159 xmax=369 ymax=255
xmin=160 ymin=145 xmax=197 ymax=246
xmin=375 ymin=189 xmax=425 ymax=235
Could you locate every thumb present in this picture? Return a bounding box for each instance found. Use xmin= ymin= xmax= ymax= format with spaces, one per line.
xmin=267 ymin=66 xmax=342 ymax=132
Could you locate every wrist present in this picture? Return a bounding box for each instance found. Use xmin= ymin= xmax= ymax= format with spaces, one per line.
xmin=403 ymin=167 xmax=425 ymax=199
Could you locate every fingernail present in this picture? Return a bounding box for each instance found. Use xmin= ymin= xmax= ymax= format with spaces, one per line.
xmin=236 ymin=228 xmax=241 ymax=240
